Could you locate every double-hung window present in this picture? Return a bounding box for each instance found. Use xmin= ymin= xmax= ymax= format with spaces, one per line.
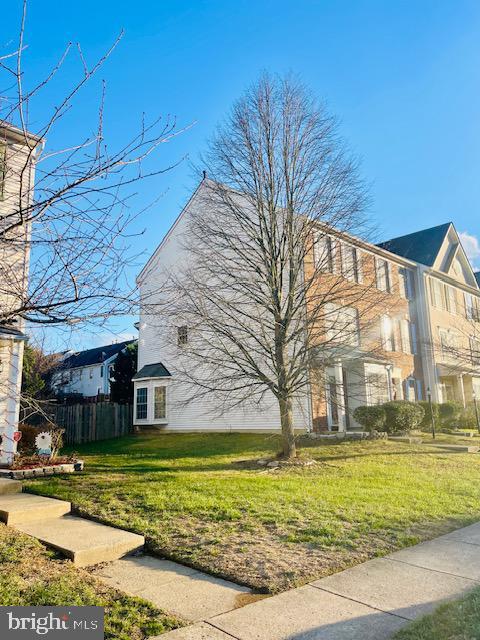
xmin=446 ymin=286 xmax=457 ymax=314
xmin=465 ymin=293 xmax=480 ymax=321
xmin=430 ymin=279 xmax=446 ymax=310
xmin=315 ymin=233 xmax=335 ymax=273
xmin=324 ymin=303 xmax=360 ymax=346
xmin=154 ymin=386 xmax=167 ymax=420
xmin=376 ymin=259 xmax=391 ymax=292
xmin=341 ymin=243 xmax=362 ymax=283
xmin=470 ymin=337 xmax=480 ymax=366
xmin=398 ymin=268 xmax=413 ymax=299
xmin=381 ymin=315 xmax=395 ymax=352
xmin=177 ymin=325 xmax=188 ymax=346
xmin=136 ymin=387 xmax=148 ymax=420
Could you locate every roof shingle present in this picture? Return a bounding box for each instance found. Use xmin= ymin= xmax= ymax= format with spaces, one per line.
xmin=133 ymin=362 xmax=171 ymax=380
xmin=61 ymin=340 xmax=135 ymax=369
xmin=377 ymin=222 xmax=451 ymax=266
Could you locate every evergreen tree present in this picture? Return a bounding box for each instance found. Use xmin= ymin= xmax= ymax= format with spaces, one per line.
xmin=110 ymin=342 xmax=138 ymax=404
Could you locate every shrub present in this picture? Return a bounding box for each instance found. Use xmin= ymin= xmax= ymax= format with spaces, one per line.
xmin=383 ymin=401 xmax=425 ymax=434
xmin=457 ymin=406 xmax=477 ymax=430
xmin=353 ymin=405 xmax=386 ymax=432
xmin=418 ymin=401 xmax=440 ymax=430
xmin=438 ymin=402 xmax=463 ymax=428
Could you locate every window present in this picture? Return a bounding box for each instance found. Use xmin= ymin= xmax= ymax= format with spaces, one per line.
xmin=439 ymin=328 xmax=458 ymax=356
xmin=136 ymin=387 xmax=148 ymax=420
xmin=154 ymin=386 xmax=166 ymax=419
xmin=341 ymin=243 xmax=362 ymax=283
xmin=470 ymin=337 xmax=480 ymax=366
xmin=177 ymin=325 xmax=188 ymax=346
xmin=315 ymin=233 xmax=337 ymax=273
xmin=100 ymin=366 xmax=104 ymax=378
xmin=430 ymin=278 xmax=446 ymax=310
xmin=399 ymin=268 xmax=414 ymax=299
xmin=324 ymin=304 xmax=360 ymax=346
xmin=0 ymin=143 xmax=6 ymax=199
xmin=464 ymin=293 xmax=480 ymax=321
xmin=446 ymin=286 xmax=457 ymax=314
xmin=376 ymin=258 xmax=391 ymax=292
xmin=367 ymin=371 xmax=390 ymax=405
xmin=381 ymin=315 xmax=395 ymax=351
xmin=89 ymin=369 xmax=93 ymax=379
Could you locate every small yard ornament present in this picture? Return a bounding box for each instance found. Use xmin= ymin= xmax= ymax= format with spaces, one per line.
xmin=13 ymin=431 xmax=22 ymax=443
xmin=35 ymin=431 xmax=52 ymax=457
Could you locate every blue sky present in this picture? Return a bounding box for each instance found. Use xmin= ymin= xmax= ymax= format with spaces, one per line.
xmin=5 ymin=0 xmax=480 ymax=350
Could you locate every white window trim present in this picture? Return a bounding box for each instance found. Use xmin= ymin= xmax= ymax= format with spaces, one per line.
xmin=153 ymin=384 xmax=168 ymax=423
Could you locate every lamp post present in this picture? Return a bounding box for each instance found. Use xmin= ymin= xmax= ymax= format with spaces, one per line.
xmin=427 ymin=386 xmax=436 ymax=440
xmin=473 ymin=391 xmax=480 ymax=435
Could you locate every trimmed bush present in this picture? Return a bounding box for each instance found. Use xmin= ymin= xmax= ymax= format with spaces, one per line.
xmin=383 ymin=401 xmax=425 ymax=434
xmin=418 ymin=401 xmax=440 ymax=431
xmin=438 ymin=402 xmax=463 ymax=428
xmin=456 ymin=406 xmax=477 ymax=430
xmin=353 ymin=405 xmax=386 ymax=432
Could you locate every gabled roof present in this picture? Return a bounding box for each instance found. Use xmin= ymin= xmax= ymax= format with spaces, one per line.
xmin=60 ymin=340 xmax=135 ymax=370
xmin=133 ymin=362 xmax=171 ymax=380
xmin=377 ymin=223 xmax=452 ymax=267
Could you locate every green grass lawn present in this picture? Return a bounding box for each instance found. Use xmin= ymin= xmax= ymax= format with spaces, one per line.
xmin=24 ymin=433 xmax=480 ymax=593
xmin=393 ymin=586 xmax=480 ymax=639
xmin=0 ymin=524 xmax=182 ymax=639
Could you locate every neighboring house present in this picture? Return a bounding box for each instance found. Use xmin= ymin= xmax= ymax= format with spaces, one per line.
xmin=133 ymin=180 xmax=424 ymax=433
xmin=307 ymin=229 xmax=420 ymax=431
xmin=379 ymin=223 xmax=480 ymax=405
xmin=0 ymin=122 xmax=42 ymax=465
xmin=51 ymin=340 xmax=136 ymax=399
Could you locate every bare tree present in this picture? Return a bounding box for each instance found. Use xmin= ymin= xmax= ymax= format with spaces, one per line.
xmin=156 ymin=74 xmax=398 ymax=458
xmin=0 ymin=0 xmax=185 ymax=330
xmin=0 ymin=1 xmax=186 ymax=463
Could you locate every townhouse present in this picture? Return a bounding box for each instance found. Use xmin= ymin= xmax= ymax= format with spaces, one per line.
xmin=0 ymin=122 xmax=42 ymax=464
xmin=133 ymin=179 xmax=436 ymax=433
xmin=307 ymin=229 xmax=421 ymax=431
xmin=51 ymin=340 xmax=136 ymax=400
xmin=379 ymin=222 xmax=480 ymax=406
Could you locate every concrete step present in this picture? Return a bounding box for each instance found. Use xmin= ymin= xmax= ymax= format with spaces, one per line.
xmin=0 ymin=493 xmax=71 ymax=524
xmin=0 ymin=478 xmax=22 ymax=495
xmin=14 ymin=516 xmax=145 ymax=567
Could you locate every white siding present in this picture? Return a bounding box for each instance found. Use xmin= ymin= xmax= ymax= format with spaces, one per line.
xmin=135 ymin=184 xmax=311 ymax=432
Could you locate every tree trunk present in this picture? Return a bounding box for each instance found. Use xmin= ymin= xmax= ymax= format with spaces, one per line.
xmin=279 ymin=395 xmax=296 ymax=458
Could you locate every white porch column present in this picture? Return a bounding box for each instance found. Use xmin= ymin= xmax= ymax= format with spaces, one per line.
xmin=0 ymin=339 xmax=24 ymax=466
xmin=458 ymin=375 xmax=466 ymax=408
xmin=333 ymin=361 xmax=346 ymax=432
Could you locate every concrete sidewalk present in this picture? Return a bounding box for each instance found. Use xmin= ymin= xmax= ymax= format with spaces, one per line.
xmin=158 ymin=521 xmax=480 ymax=640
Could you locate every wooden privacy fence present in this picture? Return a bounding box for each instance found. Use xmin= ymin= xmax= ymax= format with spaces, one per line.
xmin=52 ymin=403 xmax=133 ymax=445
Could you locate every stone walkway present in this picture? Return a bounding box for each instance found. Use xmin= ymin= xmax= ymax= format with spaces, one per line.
xmin=155 ymin=521 xmax=480 ymax=640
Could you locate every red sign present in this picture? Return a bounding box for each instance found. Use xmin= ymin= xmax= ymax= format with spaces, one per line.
xmin=13 ymin=431 xmax=22 ymax=442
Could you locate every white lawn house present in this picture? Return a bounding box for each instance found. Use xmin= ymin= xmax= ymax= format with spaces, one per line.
xmin=51 ymin=340 xmax=136 ymax=400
